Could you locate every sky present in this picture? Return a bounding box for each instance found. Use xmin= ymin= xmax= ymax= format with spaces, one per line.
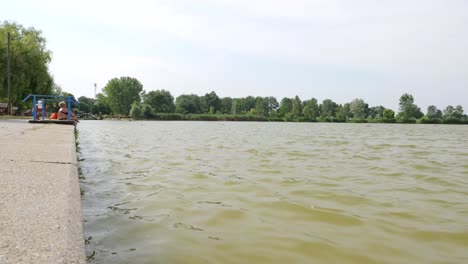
xmin=2 ymin=0 xmax=468 ymax=111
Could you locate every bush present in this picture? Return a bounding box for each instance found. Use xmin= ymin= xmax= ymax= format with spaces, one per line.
xmin=317 ymin=116 xmax=332 ymax=122
xmin=397 ymin=117 xmax=416 ymax=123
xmin=382 ymin=118 xmax=396 ymax=123
xmin=420 ymin=116 xmax=442 ymax=124
xmin=152 ymin=113 xmax=184 ymax=120
xmin=268 ymin=117 xmax=285 ymax=122
xmin=349 ymin=118 xmax=368 ymax=123
xmin=129 ymin=102 xmax=142 ymax=118
xmin=443 ymin=118 xmax=463 ymax=124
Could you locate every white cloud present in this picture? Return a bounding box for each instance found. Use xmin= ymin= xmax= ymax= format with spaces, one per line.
xmin=5 ymin=0 xmax=468 ymax=110
xmin=38 ymin=0 xmax=466 ymax=76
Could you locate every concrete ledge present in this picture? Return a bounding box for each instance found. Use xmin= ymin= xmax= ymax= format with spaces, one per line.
xmin=28 ymin=120 xmax=76 ymax=125
xmin=0 ymin=121 xmax=85 ymax=263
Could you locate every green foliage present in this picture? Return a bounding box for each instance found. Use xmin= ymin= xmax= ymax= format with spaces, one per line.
xmin=152 ymin=113 xmax=184 ymax=120
xmin=175 ymin=94 xmax=201 ymax=114
xmin=77 ymin=96 xmax=96 ymax=113
xmin=340 ymin=103 xmax=352 ymax=119
xmin=396 ymin=113 xmax=417 ymax=123
xmin=93 ymin=93 xmax=112 ymax=115
xmin=278 ymin=97 xmax=293 ymax=117
xmin=61 ymin=72 xmax=464 ymax=125
xmin=200 ymin=91 xmax=221 ymax=113
xmin=349 ymin=98 xmax=368 ymax=119
xmin=231 ymin=100 xmax=238 ymax=115
xmin=426 ymin=105 xmax=442 ymax=119
xmin=143 ymin=90 xmax=175 ymax=113
xmin=103 ymin=77 xmax=143 ymax=115
xmin=420 ymin=116 xmax=442 ymax=124
xmin=292 ymin=96 xmax=303 ymax=117
xmin=368 ymin=106 xmax=386 ymax=119
xmin=141 ymin=103 xmax=154 ymax=118
xmin=335 ymin=104 xmax=347 ymax=122
xmin=129 ymin=101 xmax=142 ymax=118
xmin=254 ymin=97 xmax=268 ymax=116
xmin=320 ymin=99 xmax=337 ymax=118
xmin=382 ymin=109 xmax=395 ymax=122
xmin=0 ymin=21 xmax=54 ymax=107
xmin=233 ymin=96 xmax=256 ymax=114
xmin=220 ymin=97 xmax=233 ymax=114
xmin=442 ymin=105 xmax=464 ymax=123
xmin=383 ymin=109 xmax=395 ymax=119
xmin=398 ymin=93 xmax=423 ymax=119
xmin=302 ymin=98 xmax=320 ymax=121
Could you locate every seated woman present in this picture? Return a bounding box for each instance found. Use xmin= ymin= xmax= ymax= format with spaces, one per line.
xmin=57 ymin=101 xmax=78 ymax=121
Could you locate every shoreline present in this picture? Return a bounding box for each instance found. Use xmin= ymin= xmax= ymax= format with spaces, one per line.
xmin=2 ymin=116 xmax=467 ymax=125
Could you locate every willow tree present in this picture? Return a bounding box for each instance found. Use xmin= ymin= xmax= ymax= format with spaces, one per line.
xmin=0 ymin=21 xmax=54 ymax=108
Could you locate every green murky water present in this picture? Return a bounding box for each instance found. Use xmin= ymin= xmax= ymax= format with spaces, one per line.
xmin=78 ymin=121 xmax=468 ymax=264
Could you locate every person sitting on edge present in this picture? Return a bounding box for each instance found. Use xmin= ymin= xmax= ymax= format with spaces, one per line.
xmin=57 ymin=101 xmax=78 ymax=121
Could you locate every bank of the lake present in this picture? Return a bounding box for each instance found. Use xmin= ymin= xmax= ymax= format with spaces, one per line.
xmin=96 ymin=113 xmax=468 ymax=124
xmin=0 ymin=120 xmax=85 ymax=264
xmin=79 ymin=121 xmax=468 ymax=264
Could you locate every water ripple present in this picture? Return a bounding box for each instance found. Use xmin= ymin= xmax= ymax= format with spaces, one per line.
xmin=78 ymin=121 xmax=468 ymax=264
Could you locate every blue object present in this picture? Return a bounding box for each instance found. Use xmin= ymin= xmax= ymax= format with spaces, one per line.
xmin=22 ymin=94 xmax=79 ymax=121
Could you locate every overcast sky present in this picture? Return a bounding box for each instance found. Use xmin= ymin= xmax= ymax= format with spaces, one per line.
xmin=3 ymin=0 xmax=468 ymax=111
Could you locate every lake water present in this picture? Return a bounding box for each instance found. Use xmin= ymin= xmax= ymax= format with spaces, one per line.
xmin=78 ymin=121 xmax=468 ymax=264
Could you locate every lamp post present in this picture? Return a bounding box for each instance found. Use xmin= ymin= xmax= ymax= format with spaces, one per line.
xmin=7 ymin=32 xmax=12 ymax=115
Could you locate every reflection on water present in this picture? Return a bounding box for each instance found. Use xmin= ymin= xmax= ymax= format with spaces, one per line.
xmin=78 ymin=121 xmax=468 ymax=264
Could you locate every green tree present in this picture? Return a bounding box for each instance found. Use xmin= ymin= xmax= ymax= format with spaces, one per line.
xmin=129 ymin=101 xmax=142 ymax=118
xmin=143 ymin=90 xmax=175 ymax=113
xmin=398 ymin=93 xmax=423 ymax=119
xmin=426 ymin=105 xmax=442 ymax=119
xmin=267 ymin=97 xmax=279 ymax=114
xmin=175 ymin=94 xmax=201 ymax=114
xmin=255 ymin=97 xmax=270 ymax=117
xmin=103 ymin=77 xmax=143 ymax=115
xmin=292 ymin=96 xmax=303 ymax=117
xmin=368 ymin=106 xmax=386 ymax=119
xmin=141 ymin=103 xmax=154 ymax=118
xmin=93 ymin=93 xmax=112 ymax=115
xmin=443 ymin=105 xmax=454 ymax=119
xmin=201 ymin=91 xmax=221 ymax=113
xmin=454 ymin=105 xmax=464 ymax=119
xmin=443 ymin=105 xmax=464 ymax=122
xmin=0 ymin=21 xmax=54 ymax=107
xmin=237 ymin=96 xmax=256 ymax=114
xmin=231 ymin=99 xmax=238 ymax=115
xmin=339 ymin=103 xmax=352 ymax=119
xmin=278 ymin=97 xmax=293 ymax=117
xmin=302 ymin=98 xmax=319 ymax=120
xmin=383 ymin=109 xmax=395 ymax=120
xmin=77 ymin=96 xmax=95 ymax=113
xmin=320 ymin=99 xmax=337 ymax=119
xmin=335 ymin=104 xmax=347 ymax=122
xmin=349 ymin=98 xmax=368 ymax=119
xmin=220 ymin=97 xmax=233 ymax=114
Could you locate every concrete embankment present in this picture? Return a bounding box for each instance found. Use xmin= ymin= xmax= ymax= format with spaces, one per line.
xmin=0 ymin=120 xmax=85 ymax=263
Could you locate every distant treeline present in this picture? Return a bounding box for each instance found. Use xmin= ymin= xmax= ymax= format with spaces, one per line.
xmin=76 ymin=76 xmax=467 ymax=124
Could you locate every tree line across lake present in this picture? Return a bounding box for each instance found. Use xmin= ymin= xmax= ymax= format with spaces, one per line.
xmin=1 ymin=21 xmax=466 ymax=124
xmin=76 ymin=76 xmax=467 ymax=124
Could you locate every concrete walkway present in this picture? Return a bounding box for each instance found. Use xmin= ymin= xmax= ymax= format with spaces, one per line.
xmin=0 ymin=120 xmax=85 ymax=263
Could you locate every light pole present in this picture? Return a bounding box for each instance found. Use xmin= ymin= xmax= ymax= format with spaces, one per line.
xmin=7 ymin=32 xmax=12 ymax=115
